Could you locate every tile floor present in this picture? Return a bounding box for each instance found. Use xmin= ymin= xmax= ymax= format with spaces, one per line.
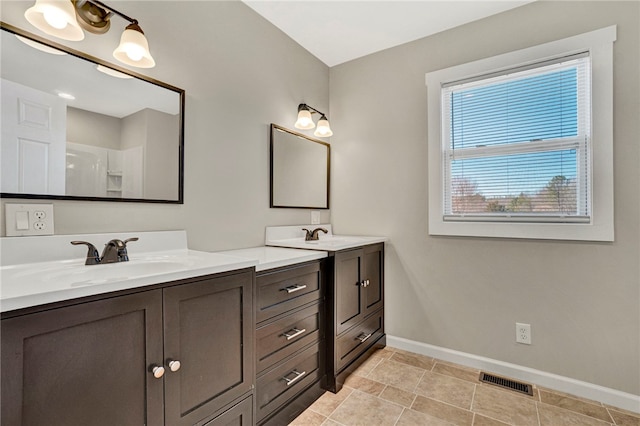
xmin=290 ymin=346 xmax=640 ymax=426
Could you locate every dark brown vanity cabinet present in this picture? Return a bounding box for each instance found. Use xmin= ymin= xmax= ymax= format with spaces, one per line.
xmin=1 ymin=269 xmax=254 ymax=426
xmin=328 ymin=243 xmax=385 ymax=392
xmin=254 ymin=261 xmax=326 ymax=425
xmin=164 ymin=271 xmax=254 ymax=426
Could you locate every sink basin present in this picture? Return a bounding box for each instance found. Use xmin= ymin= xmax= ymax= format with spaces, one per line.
xmin=0 ymin=249 xmax=257 ymax=312
xmin=266 ymin=234 xmax=385 ymax=251
xmin=304 ymin=236 xmax=366 ymax=246
xmin=11 ymin=258 xmax=196 ymax=287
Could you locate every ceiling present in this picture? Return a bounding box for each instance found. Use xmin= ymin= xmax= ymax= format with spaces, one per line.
xmin=243 ymin=1 xmax=535 ymax=67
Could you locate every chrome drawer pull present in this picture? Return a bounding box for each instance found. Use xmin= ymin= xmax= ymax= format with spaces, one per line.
xmin=283 ymin=370 xmax=307 ymax=386
xmin=283 ymin=328 xmax=307 ymax=340
xmin=282 ymin=284 xmax=307 ymax=294
xmin=356 ymin=333 xmax=372 ymax=343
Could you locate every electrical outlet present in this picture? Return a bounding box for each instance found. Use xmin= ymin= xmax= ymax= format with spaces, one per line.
xmin=516 ymin=323 xmax=531 ymax=345
xmin=5 ymin=204 xmax=54 ymax=236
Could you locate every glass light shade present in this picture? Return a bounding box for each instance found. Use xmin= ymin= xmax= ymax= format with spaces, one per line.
xmin=24 ymin=0 xmax=84 ymax=41
xmin=295 ymin=108 xmax=315 ymax=130
xmin=113 ymin=24 xmax=155 ymax=68
xmin=314 ymin=116 xmax=333 ymax=137
xmin=96 ymin=64 xmax=134 ymax=79
xmin=16 ymin=35 xmax=67 ymax=55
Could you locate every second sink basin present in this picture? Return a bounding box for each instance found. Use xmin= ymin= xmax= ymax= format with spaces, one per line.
xmin=266 ymin=235 xmax=386 ymax=251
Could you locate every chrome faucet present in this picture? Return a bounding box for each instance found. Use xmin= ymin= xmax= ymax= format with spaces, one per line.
xmin=71 ymin=238 xmax=139 ymax=265
xmin=302 ymin=227 xmax=328 ymax=241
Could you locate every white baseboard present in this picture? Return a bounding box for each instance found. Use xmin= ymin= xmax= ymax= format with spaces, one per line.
xmin=387 ymin=335 xmax=640 ymax=414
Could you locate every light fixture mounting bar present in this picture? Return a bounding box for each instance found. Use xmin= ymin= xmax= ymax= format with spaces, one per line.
xmin=299 ymin=103 xmax=327 ymax=117
xmin=89 ymin=0 xmax=137 ymax=24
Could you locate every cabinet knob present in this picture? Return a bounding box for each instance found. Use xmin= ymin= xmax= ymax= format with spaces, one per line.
xmin=167 ymin=359 xmax=181 ymax=372
xmin=151 ymin=365 xmax=165 ymax=379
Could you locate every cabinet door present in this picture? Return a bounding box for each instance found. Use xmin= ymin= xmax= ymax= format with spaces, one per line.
xmin=1 ymin=291 xmax=164 ymax=426
xmin=334 ymin=248 xmax=363 ymax=335
xmin=201 ymin=396 xmax=253 ymax=426
xmin=362 ymin=244 xmax=384 ymax=318
xmin=163 ymin=271 xmax=254 ymax=426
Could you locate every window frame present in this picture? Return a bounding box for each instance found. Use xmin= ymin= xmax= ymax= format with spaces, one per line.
xmin=426 ymin=26 xmax=616 ymax=241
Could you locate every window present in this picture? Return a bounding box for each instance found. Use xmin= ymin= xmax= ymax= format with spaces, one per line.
xmin=426 ymin=26 xmax=616 ymax=241
xmin=443 ymin=54 xmax=590 ymax=222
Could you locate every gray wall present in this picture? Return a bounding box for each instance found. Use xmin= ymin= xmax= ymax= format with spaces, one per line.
xmin=66 ymin=107 xmax=121 ymax=150
xmin=0 ymin=1 xmax=331 ymax=248
xmin=144 ymin=109 xmax=179 ymax=200
xmin=329 ymin=1 xmax=639 ymax=394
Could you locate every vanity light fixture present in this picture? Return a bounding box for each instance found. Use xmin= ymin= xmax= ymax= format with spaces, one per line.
xmin=24 ymin=0 xmax=155 ymax=68
xmin=294 ymin=103 xmax=333 ymax=137
xmin=24 ymin=0 xmax=84 ymax=41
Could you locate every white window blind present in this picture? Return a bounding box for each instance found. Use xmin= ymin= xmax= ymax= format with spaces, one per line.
xmin=441 ymin=53 xmax=591 ymax=223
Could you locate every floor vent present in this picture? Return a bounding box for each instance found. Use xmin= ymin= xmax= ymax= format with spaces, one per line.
xmin=479 ymin=372 xmax=534 ymax=396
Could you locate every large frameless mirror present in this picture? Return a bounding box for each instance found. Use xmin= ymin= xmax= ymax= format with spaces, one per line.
xmin=270 ymin=124 xmax=330 ymax=209
xmin=0 ymin=23 xmax=184 ymax=203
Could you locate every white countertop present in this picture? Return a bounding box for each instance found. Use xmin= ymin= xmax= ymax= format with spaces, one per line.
xmin=217 ymin=246 xmax=328 ymax=272
xmin=0 ymin=231 xmax=257 ymax=313
xmin=0 ymin=227 xmax=387 ymax=313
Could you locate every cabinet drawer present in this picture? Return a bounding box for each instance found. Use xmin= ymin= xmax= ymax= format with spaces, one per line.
xmin=336 ymin=310 xmax=384 ymax=371
xmin=256 ymin=342 xmax=321 ymax=422
xmin=256 ymin=263 xmax=321 ymax=323
xmin=257 ymin=303 xmax=322 ymax=373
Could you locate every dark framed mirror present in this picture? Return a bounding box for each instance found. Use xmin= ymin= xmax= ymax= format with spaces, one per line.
xmin=0 ymin=23 xmax=184 ymax=204
xmin=270 ymin=124 xmax=330 ymax=209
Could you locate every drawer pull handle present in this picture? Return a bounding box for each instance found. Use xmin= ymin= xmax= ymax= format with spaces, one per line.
xmin=283 ymin=370 xmax=307 ymax=386
xmin=356 ymin=333 xmax=372 ymax=343
xmin=282 ymin=284 xmax=307 ymax=294
xmin=283 ymin=328 xmax=307 ymax=340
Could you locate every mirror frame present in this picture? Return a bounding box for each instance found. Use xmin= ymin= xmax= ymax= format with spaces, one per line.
xmin=270 ymin=123 xmax=330 ymax=209
xmin=0 ymin=22 xmax=185 ymax=204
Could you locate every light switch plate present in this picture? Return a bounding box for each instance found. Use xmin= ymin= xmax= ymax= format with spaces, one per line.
xmin=5 ymin=204 xmax=54 ymax=236
xmin=311 ymin=210 xmax=321 ymax=225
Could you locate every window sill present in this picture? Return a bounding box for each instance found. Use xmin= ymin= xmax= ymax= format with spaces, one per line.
xmin=429 ymin=218 xmax=613 ymax=242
